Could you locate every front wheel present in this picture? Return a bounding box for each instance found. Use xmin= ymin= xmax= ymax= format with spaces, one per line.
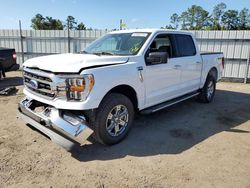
xmin=197 ymin=75 xmax=216 ymax=103
xmin=89 ymin=93 xmax=134 ymax=145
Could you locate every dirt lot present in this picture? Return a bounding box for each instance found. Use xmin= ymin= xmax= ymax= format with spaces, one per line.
xmin=0 ymin=71 xmax=250 ymax=188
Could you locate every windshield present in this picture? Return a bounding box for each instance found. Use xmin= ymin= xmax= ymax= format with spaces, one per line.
xmin=84 ymin=32 xmax=151 ymax=56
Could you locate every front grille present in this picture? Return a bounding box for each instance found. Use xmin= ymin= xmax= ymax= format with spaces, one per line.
xmin=23 ymin=70 xmax=56 ymax=99
xmin=24 ymin=71 xmax=52 ymax=82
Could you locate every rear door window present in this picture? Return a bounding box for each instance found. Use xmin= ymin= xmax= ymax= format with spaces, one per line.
xmin=175 ymin=34 xmax=196 ymax=57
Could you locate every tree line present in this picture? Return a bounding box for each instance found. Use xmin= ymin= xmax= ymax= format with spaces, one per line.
xmin=31 ymin=2 xmax=250 ymax=31
xmin=163 ymin=2 xmax=250 ymax=30
xmin=31 ymin=14 xmax=88 ymax=30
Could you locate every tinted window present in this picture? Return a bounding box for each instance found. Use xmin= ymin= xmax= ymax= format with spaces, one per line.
xmin=175 ymin=34 xmax=196 ymax=57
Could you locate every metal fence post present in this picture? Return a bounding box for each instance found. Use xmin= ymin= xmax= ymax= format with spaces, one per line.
xmin=19 ymin=20 xmax=25 ymax=65
xmin=244 ymin=51 xmax=250 ymax=84
xmin=67 ymin=20 xmax=70 ymax=53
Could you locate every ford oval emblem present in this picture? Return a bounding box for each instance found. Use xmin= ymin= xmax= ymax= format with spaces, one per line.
xmin=29 ymin=80 xmax=38 ymax=90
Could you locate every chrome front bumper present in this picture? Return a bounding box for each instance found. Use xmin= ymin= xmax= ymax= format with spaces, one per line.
xmin=18 ymin=97 xmax=93 ymax=149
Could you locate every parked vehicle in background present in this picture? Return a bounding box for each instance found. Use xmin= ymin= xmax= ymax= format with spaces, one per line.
xmin=18 ymin=29 xmax=224 ymax=149
xmin=0 ymin=48 xmax=19 ymax=77
xmin=0 ymin=57 xmax=6 ymax=79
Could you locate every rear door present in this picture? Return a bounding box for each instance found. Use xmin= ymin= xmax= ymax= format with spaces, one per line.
xmin=173 ymin=34 xmax=202 ymax=94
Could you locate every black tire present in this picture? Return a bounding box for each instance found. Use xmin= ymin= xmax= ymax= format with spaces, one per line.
xmin=0 ymin=62 xmax=5 ymax=78
xmin=197 ymin=75 xmax=216 ymax=103
xmin=88 ymin=93 xmax=134 ymax=145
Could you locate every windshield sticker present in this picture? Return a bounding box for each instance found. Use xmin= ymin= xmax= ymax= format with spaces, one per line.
xmin=131 ymin=33 xmax=148 ymax=37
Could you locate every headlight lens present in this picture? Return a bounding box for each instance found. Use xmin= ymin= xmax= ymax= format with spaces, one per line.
xmin=66 ymin=74 xmax=94 ymax=101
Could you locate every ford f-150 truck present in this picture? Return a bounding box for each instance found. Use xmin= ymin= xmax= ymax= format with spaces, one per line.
xmin=18 ymin=29 xmax=224 ymax=148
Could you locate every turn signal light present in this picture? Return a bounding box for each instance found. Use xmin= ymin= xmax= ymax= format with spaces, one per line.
xmin=70 ymin=85 xmax=85 ymax=92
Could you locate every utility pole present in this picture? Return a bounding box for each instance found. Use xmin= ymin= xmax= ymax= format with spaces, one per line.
xmin=67 ymin=19 xmax=70 ymax=53
xmin=119 ymin=19 xmax=126 ymax=30
xmin=120 ymin=19 xmax=123 ymax=30
xmin=19 ymin=20 xmax=24 ymax=65
xmin=244 ymin=51 xmax=250 ymax=83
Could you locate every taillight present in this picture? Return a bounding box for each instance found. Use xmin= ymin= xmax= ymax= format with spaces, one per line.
xmin=221 ymin=57 xmax=224 ymax=69
xmin=12 ymin=52 xmax=17 ymax=60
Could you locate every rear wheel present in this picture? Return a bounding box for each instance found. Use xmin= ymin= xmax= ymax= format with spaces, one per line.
xmin=197 ymin=75 xmax=216 ymax=103
xmin=89 ymin=93 xmax=134 ymax=145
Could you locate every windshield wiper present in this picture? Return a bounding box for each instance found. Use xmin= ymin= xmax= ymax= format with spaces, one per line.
xmin=80 ymin=50 xmax=89 ymax=54
xmin=93 ymin=52 xmax=115 ymax=56
xmin=80 ymin=51 xmax=115 ymax=56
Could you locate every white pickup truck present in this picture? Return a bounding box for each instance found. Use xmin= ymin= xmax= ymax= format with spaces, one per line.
xmin=18 ymin=29 xmax=224 ymax=148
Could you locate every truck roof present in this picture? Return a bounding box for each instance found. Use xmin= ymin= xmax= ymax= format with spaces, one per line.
xmin=0 ymin=47 xmax=14 ymax=50
xmin=110 ymin=29 xmax=193 ymax=36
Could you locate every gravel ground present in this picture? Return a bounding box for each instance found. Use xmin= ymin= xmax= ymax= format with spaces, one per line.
xmin=0 ymin=71 xmax=250 ymax=188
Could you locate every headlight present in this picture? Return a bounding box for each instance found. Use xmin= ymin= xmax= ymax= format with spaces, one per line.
xmin=66 ymin=74 xmax=94 ymax=101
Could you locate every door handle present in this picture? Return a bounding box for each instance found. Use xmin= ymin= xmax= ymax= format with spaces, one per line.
xmin=174 ymin=65 xmax=181 ymax=69
xmin=196 ymin=61 xmax=201 ymax=64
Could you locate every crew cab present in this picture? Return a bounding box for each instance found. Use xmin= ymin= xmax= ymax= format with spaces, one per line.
xmin=18 ymin=29 xmax=224 ymax=149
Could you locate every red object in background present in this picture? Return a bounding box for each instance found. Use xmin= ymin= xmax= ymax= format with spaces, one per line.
xmin=12 ymin=51 xmax=17 ymax=61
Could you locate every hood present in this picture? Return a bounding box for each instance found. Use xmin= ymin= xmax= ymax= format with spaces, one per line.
xmin=23 ymin=53 xmax=129 ymax=73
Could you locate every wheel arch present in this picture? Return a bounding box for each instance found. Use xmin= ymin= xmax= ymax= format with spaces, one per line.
xmin=102 ymin=84 xmax=139 ymax=111
xmin=208 ymin=67 xmax=218 ymax=81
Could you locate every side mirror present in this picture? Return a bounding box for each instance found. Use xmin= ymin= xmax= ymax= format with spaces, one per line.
xmin=146 ymin=52 xmax=169 ymax=65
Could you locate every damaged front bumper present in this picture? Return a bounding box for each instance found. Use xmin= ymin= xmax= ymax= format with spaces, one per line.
xmin=17 ymin=97 xmax=93 ymax=148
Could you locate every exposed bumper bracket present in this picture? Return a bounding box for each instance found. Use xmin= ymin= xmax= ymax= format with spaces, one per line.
xmin=18 ymin=97 xmax=93 ymax=149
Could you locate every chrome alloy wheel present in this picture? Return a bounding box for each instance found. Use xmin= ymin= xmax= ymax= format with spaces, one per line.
xmin=105 ymin=105 xmax=129 ymax=137
xmin=207 ymin=80 xmax=214 ymax=100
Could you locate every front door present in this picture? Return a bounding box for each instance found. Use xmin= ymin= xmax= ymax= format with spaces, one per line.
xmin=143 ymin=34 xmax=182 ymax=108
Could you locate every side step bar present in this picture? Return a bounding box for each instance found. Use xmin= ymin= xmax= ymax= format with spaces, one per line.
xmin=140 ymin=92 xmax=200 ymax=115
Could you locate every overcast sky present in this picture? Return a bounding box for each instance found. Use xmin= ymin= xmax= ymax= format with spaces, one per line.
xmin=0 ymin=0 xmax=250 ymax=30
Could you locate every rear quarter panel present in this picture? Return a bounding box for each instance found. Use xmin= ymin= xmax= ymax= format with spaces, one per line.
xmin=200 ymin=53 xmax=224 ymax=88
